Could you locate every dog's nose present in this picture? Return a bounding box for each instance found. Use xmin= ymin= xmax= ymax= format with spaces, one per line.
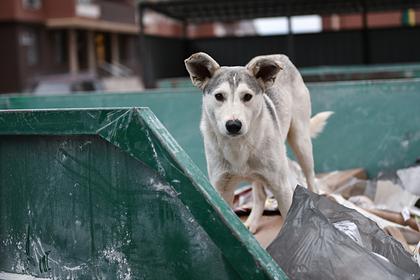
xmin=225 ymin=120 xmax=242 ymax=135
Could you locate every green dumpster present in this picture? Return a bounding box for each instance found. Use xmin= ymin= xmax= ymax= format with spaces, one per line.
xmin=157 ymin=62 xmax=420 ymax=88
xmin=0 ymin=108 xmax=287 ymax=279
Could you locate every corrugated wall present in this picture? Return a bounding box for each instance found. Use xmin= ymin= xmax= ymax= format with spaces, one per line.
xmin=142 ymin=27 xmax=420 ymax=84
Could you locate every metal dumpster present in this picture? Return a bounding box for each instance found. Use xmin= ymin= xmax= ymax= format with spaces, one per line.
xmin=1 ymin=78 xmax=420 ymax=177
xmin=299 ymin=63 xmax=420 ymax=82
xmin=0 ymin=108 xmax=287 ymax=280
xmin=156 ymin=63 xmax=420 ymax=88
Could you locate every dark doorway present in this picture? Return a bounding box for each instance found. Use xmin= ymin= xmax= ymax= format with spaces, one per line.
xmin=76 ymin=30 xmax=88 ymax=70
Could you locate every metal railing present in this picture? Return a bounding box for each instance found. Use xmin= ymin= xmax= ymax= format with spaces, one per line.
xmin=98 ymin=62 xmax=133 ymax=77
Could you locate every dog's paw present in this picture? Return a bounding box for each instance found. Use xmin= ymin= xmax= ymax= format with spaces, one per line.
xmin=244 ymin=220 xmax=259 ymax=234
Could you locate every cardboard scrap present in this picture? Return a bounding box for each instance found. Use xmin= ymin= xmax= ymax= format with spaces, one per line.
xmin=348 ymin=195 xmax=375 ymax=209
xmin=317 ymin=168 xmax=368 ymax=197
xmin=239 ymin=215 xmax=283 ymax=248
xmin=397 ymin=166 xmax=420 ymax=196
xmin=374 ymin=180 xmax=419 ymax=213
xmin=365 ymin=208 xmax=419 ymax=231
xmin=400 ymin=227 xmax=420 ymax=245
xmin=385 ymin=226 xmax=411 ymax=253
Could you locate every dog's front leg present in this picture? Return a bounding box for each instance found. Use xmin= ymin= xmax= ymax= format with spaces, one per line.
xmin=211 ymin=174 xmax=237 ymax=207
xmin=244 ymin=182 xmax=267 ymax=234
xmin=265 ymin=169 xmax=294 ymax=218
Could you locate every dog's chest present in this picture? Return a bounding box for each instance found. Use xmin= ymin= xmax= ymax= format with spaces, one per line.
xmin=222 ymin=143 xmax=251 ymax=173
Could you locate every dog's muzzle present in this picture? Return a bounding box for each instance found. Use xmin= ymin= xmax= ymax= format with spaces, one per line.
xmin=225 ymin=120 xmax=242 ymax=136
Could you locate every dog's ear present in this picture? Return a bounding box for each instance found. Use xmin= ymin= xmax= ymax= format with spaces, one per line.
xmin=184 ymin=52 xmax=220 ymax=90
xmin=246 ymin=56 xmax=283 ymax=90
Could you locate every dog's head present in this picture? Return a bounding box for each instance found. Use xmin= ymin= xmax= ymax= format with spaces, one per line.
xmin=185 ymin=52 xmax=282 ymax=138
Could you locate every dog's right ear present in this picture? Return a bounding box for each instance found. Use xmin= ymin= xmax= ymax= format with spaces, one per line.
xmin=246 ymin=56 xmax=283 ymax=90
xmin=184 ymin=52 xmax=220 ymax=90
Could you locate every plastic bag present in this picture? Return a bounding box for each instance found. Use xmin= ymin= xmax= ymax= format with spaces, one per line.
xmin=267 ymin=186 xmax=420 ymax=280
xmin=333 ymin=220 xmax=364 ymax=247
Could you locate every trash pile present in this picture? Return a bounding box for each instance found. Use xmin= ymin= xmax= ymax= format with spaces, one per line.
xmin=234 ymin=161 xmax=420 ymax=279
xmin=319 ymin=165 xmax=420 ymax=255
xmin=268 ymin=186 xmax=420 ymax=280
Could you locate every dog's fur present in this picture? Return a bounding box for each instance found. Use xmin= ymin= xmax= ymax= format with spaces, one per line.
xmin=185 ymin=52 xmax=332 ymax=233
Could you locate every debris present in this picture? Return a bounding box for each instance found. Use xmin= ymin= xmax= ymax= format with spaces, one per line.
xmin=400 ymin=227 xmax=420 ymax=245
xmin=233 ymin=185 xmax=280 ymax=216
xmin=364 ymin=208 xmax=419 ymax=231
xmin=397 ymin=166 xmax=420 ymax=196
xmin=233 ymin=185 xmax=252 ymax=213
xmin=374 ymin=180 xmax=419 ymax=213
xmin=385 ymin=226 xmax=411 ymax=253
xmin=338 ymin=178 xmax=368 ymax=198
xmin=348 ymin=195 xmax=375 ymax=209
xmin=317 ymin=168 xmax=367 ymax=195
xmin=240 ymin=215 xmax=283 ymax=248
xmin=330 ymin=194 xmax=404 ymax=229
xmin=236 ymin=165 xmax=420 ymax=274
xmin=267 ymin=186 xmax=420 ymax=280
xmin=414 ymin=242 xmax=420 ymax=267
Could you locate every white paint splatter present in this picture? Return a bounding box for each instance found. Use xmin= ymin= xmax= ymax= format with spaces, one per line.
xmin=101 ymin=247 xmax=132 ymax=280
xmin=148 ymin=178 xmax=178 ymax=197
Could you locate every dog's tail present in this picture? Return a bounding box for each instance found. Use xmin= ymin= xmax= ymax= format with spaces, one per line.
xmin=310 ymin=111 xmax=334 ymax=138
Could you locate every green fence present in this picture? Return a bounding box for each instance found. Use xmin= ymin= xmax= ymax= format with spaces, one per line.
xmin=0 ymin=108 xmax=287 ymax=280
xmin=158 ymin=63 xmax=420 ymax=88
xmin=1 ymin=78 xmax=420 ymax=176
xmin=300 ymin=62 xmax=420 ymax=82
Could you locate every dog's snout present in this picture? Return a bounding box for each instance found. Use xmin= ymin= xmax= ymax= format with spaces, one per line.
xmin=225 ymin=120 xmax=242 ymax=135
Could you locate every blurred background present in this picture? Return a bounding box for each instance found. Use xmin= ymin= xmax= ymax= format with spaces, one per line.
xmin=1 ymin=0 xmax=420 ymax=94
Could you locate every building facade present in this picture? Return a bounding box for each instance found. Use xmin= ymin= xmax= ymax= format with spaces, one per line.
xmin=0 ymin=0 xmax=140 ymax=93
xmin=322 ymin=9 xmax=419 ymax=31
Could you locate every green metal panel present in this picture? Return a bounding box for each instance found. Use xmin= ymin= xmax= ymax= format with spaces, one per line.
xmin=300 ymin=63 xmax=420 ymax=81
xmin=310 ymin=79 xmax=420 ymax=176
xmin=0 ymin=108 xmax=287 ymax=280
xmin=157 ymin=63 xmax=420 ymax=88
xmin=0 ymin=90 xmax=209 ymax=175
xmin=0 ymin=78 xmax=420 ymax=176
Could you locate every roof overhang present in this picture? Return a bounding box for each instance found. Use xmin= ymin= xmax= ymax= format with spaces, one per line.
xmin=46 ymin=18 xmax=139 ymax=34
xmin=138 ymin=0 xmax=420 ymax=23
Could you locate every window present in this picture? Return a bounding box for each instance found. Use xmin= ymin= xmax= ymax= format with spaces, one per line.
xmin=53 ymin=31 xmax=68 ymax=64
xmin=118 ymin=35 xmax=128 ymax=62
xmin=254 ymin=15 xmax=322 ymax=35
xmin=20 ymin=31 xmax=39 ymax=66
xmin=22 ymin=0 xmax=42 ymax=10
xmin=291 ymin=15 xmax=322 ymax=34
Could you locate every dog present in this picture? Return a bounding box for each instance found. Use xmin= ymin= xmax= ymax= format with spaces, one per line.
xmin=184 ymin=52 xmax=332 ymax=233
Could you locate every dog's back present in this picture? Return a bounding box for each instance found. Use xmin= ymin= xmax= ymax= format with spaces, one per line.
xmin=247 ymin=54 xmax=312 ymax=140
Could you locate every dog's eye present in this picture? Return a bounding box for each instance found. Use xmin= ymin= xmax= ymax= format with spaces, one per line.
xmin=215 ymin=93 xmax=224 ymax=101
xmin=243 ymin=93 xmax=253 ymax=102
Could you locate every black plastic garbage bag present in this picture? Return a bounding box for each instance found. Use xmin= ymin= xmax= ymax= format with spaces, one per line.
xmin=267 ymin=186 xmax=420 ymax=280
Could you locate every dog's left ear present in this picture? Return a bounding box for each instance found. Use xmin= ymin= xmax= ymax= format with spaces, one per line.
xmin=246 ymin=56 xmax=283 ymax=90
xmin=184 ymin=52 xmax=220 ymax=90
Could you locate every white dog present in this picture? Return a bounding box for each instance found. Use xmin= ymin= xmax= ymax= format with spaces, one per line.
xmin=185 ymin=53 xmax=332 ymax=233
